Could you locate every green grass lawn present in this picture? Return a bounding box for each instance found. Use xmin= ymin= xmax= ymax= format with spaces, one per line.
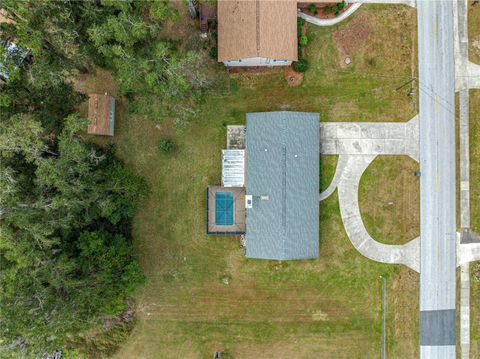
xmin=79 ymin=4 xmax=421 ymax=358
xmin=320 ymin=155 xmax=338 ymax=193
xmin=470 ymin=90 xmax=480 ymax=234
xmin=470 ymin=90 xmax=480 ymax=358
xmin=471 ymin=261 xmax=480 ymax=358
xmin=469 ymin=3 xmax=480 ymax=64
xmin=359 ymin=156 xmax=420 ymax=245
xmin=209 ymin=5 xmax=418 ymax=123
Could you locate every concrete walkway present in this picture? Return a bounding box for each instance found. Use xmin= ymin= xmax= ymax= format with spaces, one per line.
xmin=319 ymin=118 xmax=421 ymax=271
xmin=460 ymin=262 xmax=470 ymax=359
xmin=354 ymin=0 xmax=414 ymax=6
xmin=336 ymin=154 xmax=420 ymax=271
xmin=458 ymin=239 xmax=480 ymax=266
xmin=298 ymin=3 xmax=362 ymax=27
xmin=298 ymin=0 xmax=417 ymax=27
xmin=454 ymin=1 xmax=480 ymax=357
xmin=315 ymin=0 xmax=478 ymax=284
xmin=319 ymin=155 xmax=348 ymax=201
xmin=467 ymin=61 xmax=480 ymax=89
xmin=454 ymin=0 xmax=480 ymax=91
xmin=320 ymin=116 xmax=419 ymax=160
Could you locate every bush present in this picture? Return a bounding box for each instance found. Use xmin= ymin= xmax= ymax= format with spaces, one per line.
xmin=297 ymin=18 xmax=305 ymax=37
xmin=299 ymin=35 xmax=308 ymax=46
xmin=209 ymin=47 xmax=218 ymax=58
xmin=324 ymin=5 xmax=331 ymax=14
xmin=309 ymin=4 xmax=318 ymax=15
xmin=293 ymin=59 xmax=309 ymax=73
xmin=337 ymin=1 xmax=346 ymax=10
xmin=159 ymin=139 xmax=175 ymax=154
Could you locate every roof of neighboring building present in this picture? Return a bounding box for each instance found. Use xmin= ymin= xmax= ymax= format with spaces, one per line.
xmin=87 ymin=94 xmax=115 ymax=136
xmin=245 ymin=111 xmax=320 ymax=260
xmin=217 ymin=0 xmax=298 ymax=62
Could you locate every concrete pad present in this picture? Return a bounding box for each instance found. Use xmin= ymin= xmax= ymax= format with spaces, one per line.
xmin=336 ymin=123 xmax=361 ymax=139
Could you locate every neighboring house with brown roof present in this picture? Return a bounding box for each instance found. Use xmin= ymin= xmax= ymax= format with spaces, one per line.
xmin=87 ymin=94 xmax=115 ymax=136
xmin=217 ymin=0 xmax=298 ymax=67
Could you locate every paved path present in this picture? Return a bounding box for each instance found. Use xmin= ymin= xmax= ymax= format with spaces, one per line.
xmin=319 ymin=117 xmax=420 ymax=273
xmin=460 ymin=263 xmax=470 ymax=359
xmin=320 ymin=116 xmax=419 ymax=160
xmin=319 ymin=155 xmax=348 ymax=201
xmin=417 ymin=1 xmax=456 ymax=358
xmin=336 ymin=154 xmax=420 ymax=271
xmin=467 ymin=61 xmax=480 ymax=89
xmin=459 ymin=89 xmax=470 ymax=230
xmin=353 ymin=0 xmax=415 ymax=6
xmin=454 ymin=0 xmax=480 ymax=91
xmin=298 ymin=3 xmax=362 ymax=27
xmin=314 ymin=2 xmax=479 ymax=358
xmin=458 ymin=238 xmax=480 ymax=266
xmin=298 ymin=0 xmax=416 ymax=27
xmin=453 ymin=1 xmax=480 ymax=357
xmin=456 ymin=2 xmax=480 ymax=358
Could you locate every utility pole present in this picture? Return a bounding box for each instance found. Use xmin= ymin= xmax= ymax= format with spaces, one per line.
xmin=379 ymin=275 xmax=387 ymax=359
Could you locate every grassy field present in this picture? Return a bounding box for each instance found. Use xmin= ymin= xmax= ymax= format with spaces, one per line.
xmin=469 ymin=3 xmax=480 ymax=64
xmin=471 ymin=261 xmax=480 ymax=358
xmin=77 ymin=4 xmax=422 ymax=358
xmin=359 ymin=156 xmax=420 ymax=245
xmin=470 ymin=90 xmax=480 ymax=234
xmin=470 ymin=89 xmax=480 ymax=358
xmin=320 ymin=155 xmax=338 ymax=193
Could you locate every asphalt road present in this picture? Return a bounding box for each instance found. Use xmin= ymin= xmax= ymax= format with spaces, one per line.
xmin=417 ymin=1 xmax=456 ymax=358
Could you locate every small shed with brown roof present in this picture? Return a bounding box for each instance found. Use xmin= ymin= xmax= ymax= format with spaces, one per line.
xmin=217 ymin=0 xmax=298 ymax=66
xmin=87 ymin=94 xmax=115 ymax=136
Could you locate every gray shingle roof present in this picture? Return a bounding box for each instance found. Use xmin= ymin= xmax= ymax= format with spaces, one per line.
xmin=245 ymin=112 xmax=320 ymax=260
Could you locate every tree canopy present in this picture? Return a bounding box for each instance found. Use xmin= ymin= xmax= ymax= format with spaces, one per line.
xmin=0 ymin=1 xmax=204 ymax=357
xmin=1 ymin=0 xmax=207 ymax=121
xmin=0 ymin=114 xmax=146 ymax=357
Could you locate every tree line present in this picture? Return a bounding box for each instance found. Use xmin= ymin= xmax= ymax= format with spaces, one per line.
xmin=0 ymin=0 xmax=203 ymax=357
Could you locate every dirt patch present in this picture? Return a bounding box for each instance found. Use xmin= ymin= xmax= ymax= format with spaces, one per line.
xmin=333 ymin=14 xmax=371 ymax=55
xmin=285 ymin=66 xmax=304 ymax=87
xmin=469 ymin=3 xmax=480 ymax=64
xmin=0 ymin=9 xmax=15 ymax=24
xmin=472 ymin=35 xmax=480 ymax=61
xmin=73 ymin=68 xmax=118 ymax=97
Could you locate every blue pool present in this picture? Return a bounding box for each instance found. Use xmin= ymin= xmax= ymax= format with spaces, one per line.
xmin=215 ymin=192 xmax=234 ymax=226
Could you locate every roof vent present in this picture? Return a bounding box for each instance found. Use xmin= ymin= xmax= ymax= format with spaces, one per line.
xmin=245 ymin=195 xmax=253 ymax=208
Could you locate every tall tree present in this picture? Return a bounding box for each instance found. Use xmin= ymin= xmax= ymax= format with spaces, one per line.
xmin=0 ymin=115 xmax=146 ymax=357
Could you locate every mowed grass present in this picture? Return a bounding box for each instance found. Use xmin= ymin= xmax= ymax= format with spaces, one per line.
xmin=201 ymin=4 xmax=417 ymax=123
xmin=469 ymin=90 xmax=480 ymax=359
xmin=74 ymin=4 xmax=421 ymax=358
xmin=471 ymin=90 xmax=480 ymax=234
xmin=469 ymin=3 xmax=480 ymax=64
xmin=108 ymin=112 xmax=419 ymax=358
xmin=471 ymin=262 xmax=480 ymax=358
xmin=359 ymin=156 xmax=420 ymax=245
xmin=320 ymin=155 xmax=338 ymax=193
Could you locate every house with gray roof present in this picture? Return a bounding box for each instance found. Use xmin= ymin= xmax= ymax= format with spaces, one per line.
xmin=206 ymin=111 xmax=320 ymax=260
xmin=245 ymin=112 xmax=319 ymax=260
